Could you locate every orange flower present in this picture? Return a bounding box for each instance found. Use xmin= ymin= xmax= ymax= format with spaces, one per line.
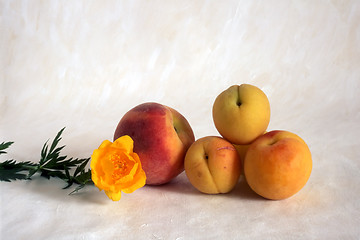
xmin=90 ymin=135 xmax=146 ymax=201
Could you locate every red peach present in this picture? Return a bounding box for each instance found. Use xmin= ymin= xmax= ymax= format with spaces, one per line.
xmin=114 ymin=102 xmax=195 ymax=185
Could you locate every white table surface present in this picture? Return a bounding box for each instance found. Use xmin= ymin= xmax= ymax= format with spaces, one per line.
xmin=1 ymin=1 xmax=360 ymax=239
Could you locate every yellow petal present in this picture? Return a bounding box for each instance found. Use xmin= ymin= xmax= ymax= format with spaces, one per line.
xmin=90 ymin=150 xmax=101 ymax=170
xmin=91 ymin=170 xmax=100 ymax=186
xmin=90 ymin=136 xmax=146 ymax=201
xmin=115 ymin=162 xmax=138 ymax=184
xmin=122 ymin=170 xmax=146 ymax=193
xmin=116 ymin=173 xmax=134 ymax=185
xmin=131 ymin=152 xmax=142 ymax=167
xmin=98 ymin=140 xmax=113 ymax=149
xmin=96 ymin=179 xmax=107 ymax=191
xmin=113 ymin=135 xmax=134 ymax=153
xmin=91 ymin=149 xmax=107 ymax=177
xmin=105 ymin=190 xmax=122 ymax=201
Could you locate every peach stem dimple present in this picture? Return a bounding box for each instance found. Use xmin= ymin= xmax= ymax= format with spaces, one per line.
xmin=268 ymin=139 xmax=278 ymax=146
xmin=236 ymin=85 xmax=242 ymax=107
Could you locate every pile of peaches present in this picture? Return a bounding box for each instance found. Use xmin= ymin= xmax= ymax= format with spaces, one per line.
xmin=114 ymin=84 xmax=312 ymax=200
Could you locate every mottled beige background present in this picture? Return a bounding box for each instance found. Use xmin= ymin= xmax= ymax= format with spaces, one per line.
xmin=1 ymin=1 xmax=359 ymax=239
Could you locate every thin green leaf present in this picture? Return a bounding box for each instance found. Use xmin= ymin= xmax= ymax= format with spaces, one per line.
xmin=75 ymin=169 xmax=93 ymax=185
xmin=40 ymin=143 xmax=49 ymax=164
xmin=69 ymin=184 xmax=85 ymax=195
xmin=40 ymin=169 xmax=67 ymax=180
xmin=73 ymin=158 xmax=90 ymax=177
xmin=1 ymin=127 xmax=93 ymax=194
xmin=69 ymin=170 xmax=93 ymax=195
xmin=49 ymin=127 xmax=65 ymax=154
xmin=0 ymin=142 xmax=14 ymax=155
xmin=64 ymin=167 xmax=71 ymax=180
xmin=0 ymin=160 xmax=37 ymax=182
xmin=27 ymin=168 xmax=39 ymax=179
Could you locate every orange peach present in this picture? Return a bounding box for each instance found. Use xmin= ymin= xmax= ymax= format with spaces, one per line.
xmin=244 ymin=130 xmax=312 ymax=200
xmin=184 ymin=136 xmax=241 ymax=194
xmin=114 ymin=102 xmax=195 ymax=185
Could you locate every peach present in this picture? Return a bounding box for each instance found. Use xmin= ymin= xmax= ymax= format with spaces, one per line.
xmin=184 ymin=136 xmax=241 ymax=194
xmin=212 ymin=84 xmax=270 ymax=145
xmin=114 ymin=102 xmax=195 ymax=185
xmin=244 ymin=130 xmax=312 ymax=200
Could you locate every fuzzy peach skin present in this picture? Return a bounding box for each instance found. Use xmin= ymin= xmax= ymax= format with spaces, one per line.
xmin=114 ymin=102 xmax=195 ymax=185
xmin=244 ymin=130 xmax=312 ymax=200
xmin=184 ymin=136 xmax=241 ymax=194
xmin=212 ymin=84 xmax=270 ymax=145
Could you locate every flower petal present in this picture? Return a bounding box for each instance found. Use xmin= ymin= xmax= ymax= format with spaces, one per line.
xmin=98 ymin=140 xmax=113 ymax=149
xmin=90 ymin=135 xmax=146 ymax=201
xmin=113 ymin=135 xmax=134 ymax=153
xmin=122 ymin=169 xmax=146 ymax=193
xmin=105 ymin=190 xmax=122 ymax=201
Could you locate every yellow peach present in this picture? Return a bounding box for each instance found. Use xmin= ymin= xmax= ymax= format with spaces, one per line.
xmin=184 ymin=136 xmax=241 ymax=194
xmin=212 ymin=84 xmax=270 ymax=145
